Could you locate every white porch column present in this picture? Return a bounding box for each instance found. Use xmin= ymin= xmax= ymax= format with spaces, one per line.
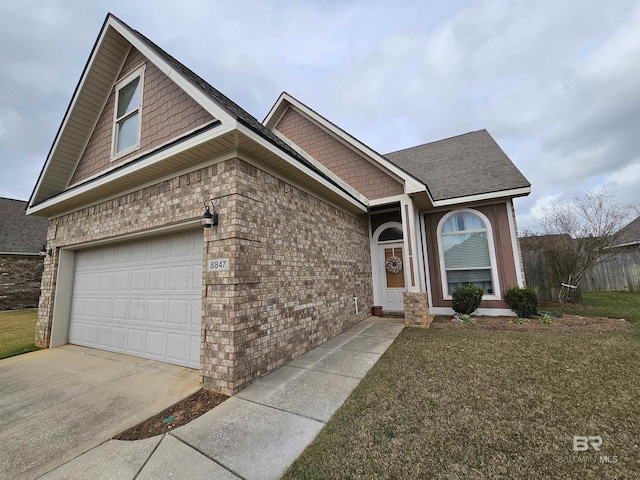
xmin=400 ymin=195 xmax=421 ymax=293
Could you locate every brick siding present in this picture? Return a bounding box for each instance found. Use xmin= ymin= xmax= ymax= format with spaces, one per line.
xmin=0 ymin=255 xmax=44 ymax=310
xmin=37 ymin=158 xmax=373 ymax=395
xmin=275 ymin=108 xmax=404 ymax=200
xmin=69 ymin=48 xmax=215 ymax=185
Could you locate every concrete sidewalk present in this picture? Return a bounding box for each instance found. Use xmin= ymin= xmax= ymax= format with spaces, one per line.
xmin=42 ymin=318 xmax=403 ymax=480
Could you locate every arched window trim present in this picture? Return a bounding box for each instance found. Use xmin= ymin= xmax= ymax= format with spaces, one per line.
xmin=436 ymin=208 xmax=501 ymax=301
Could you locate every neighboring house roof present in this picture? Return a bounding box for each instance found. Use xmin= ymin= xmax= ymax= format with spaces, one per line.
xmin=385 ymin=130 xmax=531 ymax=202
xmin=0 ymin=198 xmax=49 ymax=253
xmin=612 ymin=216 xmax=640 ymax=247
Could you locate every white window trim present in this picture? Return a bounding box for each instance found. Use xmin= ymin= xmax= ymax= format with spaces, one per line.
xmin=436 ymin=208 xmax=501 ymax=301
xmin=111 ymin=65 xmax=145 ymax=161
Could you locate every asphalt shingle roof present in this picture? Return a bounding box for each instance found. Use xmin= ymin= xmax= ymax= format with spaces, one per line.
xmin=613 ymin=216 xmax=640 ymax=246
xmin=385 ymin=130 xmax=530 ymax=201
xmin=0 ymin=198 xmax=49 ymax=253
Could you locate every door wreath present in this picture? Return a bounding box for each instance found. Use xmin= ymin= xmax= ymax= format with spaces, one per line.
xmin=385 ymin=256 xmax=403 ymax=274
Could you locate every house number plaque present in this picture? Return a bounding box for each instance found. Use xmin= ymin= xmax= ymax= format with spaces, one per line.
xmin=207 ymin=258 xmax=230 ymax=271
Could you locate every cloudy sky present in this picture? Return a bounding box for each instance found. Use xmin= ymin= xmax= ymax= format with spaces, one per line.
xmin=1 ymin=0 xmax=639 ymax=230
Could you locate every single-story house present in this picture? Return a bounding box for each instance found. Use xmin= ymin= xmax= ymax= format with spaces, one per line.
xmin=0 ymin=197 xmax=49 ymax=310
xmin=27 ymin=14 xmax=530 ymax=394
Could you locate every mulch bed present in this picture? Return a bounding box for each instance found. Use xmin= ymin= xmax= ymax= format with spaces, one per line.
xmin=430 ymin=314 xmax=631 ymax=333
xmin=115 ymin=389 xmax=228 ymax=441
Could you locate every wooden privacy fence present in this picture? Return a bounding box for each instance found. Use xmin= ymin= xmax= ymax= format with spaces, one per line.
xmin=521 ymin=246 xmax=640 ymax=302
xmin=581 ymin=248 xmax=640 ymax=292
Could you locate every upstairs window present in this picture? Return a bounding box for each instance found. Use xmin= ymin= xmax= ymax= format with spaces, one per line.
xmin=438 ymin=210 xmax=500 ymax=299
xmin=112 ymin=66 xmax=145 ymax=158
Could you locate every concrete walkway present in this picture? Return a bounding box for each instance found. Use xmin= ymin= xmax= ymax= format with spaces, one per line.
xmin=41 ymin=318 xmax=403 ymax=480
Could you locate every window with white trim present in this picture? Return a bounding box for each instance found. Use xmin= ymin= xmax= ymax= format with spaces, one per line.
xmin=112 ymin=66 xmax=145 ymax=158
xmin=438 ymin=210 xmax=499 ymax=298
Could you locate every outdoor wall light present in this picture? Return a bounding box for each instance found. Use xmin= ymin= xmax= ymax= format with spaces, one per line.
xmin=201 ymin=200 xmax=218 ymax=228
xmin=39 ymin=245 xmax=52 ymax=257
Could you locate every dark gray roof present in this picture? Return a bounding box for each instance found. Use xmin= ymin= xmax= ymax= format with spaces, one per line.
xmin=613 ymin=216 xmax=640 ymax=246
xmin=0 ymin=198 xmax=49 ymax=253
xmin=385 ymin=130 xmax=530 ymax=201
xmin=113 ymin=15 xmax=365 ymax=209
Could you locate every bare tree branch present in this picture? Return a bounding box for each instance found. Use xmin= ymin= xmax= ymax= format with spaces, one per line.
xmin=530 ymin=188 xmax=639 ymax=302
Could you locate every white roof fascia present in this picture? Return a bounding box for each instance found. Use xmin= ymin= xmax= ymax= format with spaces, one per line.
xmin=107 ymin=16 xmax=237 ymax=127
xmin=264 ymin=93 xmax=427 ymax=195
xmin=26 ymin=124 xmax=235 ymax=216
xmin=432 ymin=187 xmax=531 ymax=207
xmin=235 ymin=123 xmax=367 ymax=213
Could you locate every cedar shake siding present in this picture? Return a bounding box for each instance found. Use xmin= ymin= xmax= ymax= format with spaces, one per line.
xmin=274 ymin=108 xmax=404 ymax=200
xmin=69 ymin=48 xmax=215 ymax=186
xmin=37 ymin=158 xmax=372 ymax=394
xmin=424 ymin=203 xmax=518 ymax=310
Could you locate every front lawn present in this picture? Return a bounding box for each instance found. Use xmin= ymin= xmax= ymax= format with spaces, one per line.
xmin=541 ymin=291 xmax=640 ymax=324
xmin=284 ymin=327 xmax=640 ymax=479
xmin=0 ymin=309 xmax=40 ymax=359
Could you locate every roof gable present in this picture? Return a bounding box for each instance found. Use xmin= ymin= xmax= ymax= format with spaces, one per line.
xmin=28 ymin=14 xmax=237 ymax=210
xmin=385 ymin=130 xmax=531 ymax=203
xmin=263 ymin=92 xmax=427 ymax=196
xmin=68 ymin=47 xmax=215 ymax=186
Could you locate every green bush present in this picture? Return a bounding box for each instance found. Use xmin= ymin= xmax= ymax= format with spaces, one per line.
xmin=503 ymin=286 xmax=539 ymax=318
xmin=452 ymin=284 xmax=483 ymax=315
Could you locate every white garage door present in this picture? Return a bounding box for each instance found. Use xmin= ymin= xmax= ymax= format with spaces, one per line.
xmin=68 ymin=230 xmax=203 ymax=369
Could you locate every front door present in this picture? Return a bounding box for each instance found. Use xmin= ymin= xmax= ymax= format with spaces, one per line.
xmin=378 ymin=242 xmax=406 ymax=311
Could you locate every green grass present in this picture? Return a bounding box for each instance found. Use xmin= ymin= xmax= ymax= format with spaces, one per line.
xmin=0 ymin=309 xmax=40 ymax=359
xmin=541 ymin=291 xmax=640 ymax=324
xmin=284 ymin=328 xmax=640 ymax=479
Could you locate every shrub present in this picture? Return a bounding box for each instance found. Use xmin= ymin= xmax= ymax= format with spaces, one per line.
xmin=503 ymin=286 xmax=539 ymax=318
xmin=452 ymin=284 xmax=483 ymax=315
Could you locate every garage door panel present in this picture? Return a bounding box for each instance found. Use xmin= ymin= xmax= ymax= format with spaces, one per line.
xmin=167 ymin=333 xmax=188 ymax=362
xmin=191 ymin=299 xmax=201 ymax=326
xmin=133 ymin=241 xmax=150 ymax=261
xmin=113 ymin=298 xmax=129 ymax=320
xmin=115 ymin=271 xmax=130 ymax=291
xmin=127 ymin=328 xmax=145 ymax=353
xmin=100 ymin=271 xmax=115 ymax=291
xmin=148 ymin=299 xmax=165 ymax=324
xmin=131 ymin=269 xmax=147 ymax=290
xmin=86 ymin=298 xmax=99 ymax=317
xmin=69 ymin=230 xmax=203 ymax=369
xmin=130 ymin=299 xmax=146 ymax=322
xmin=168 ymin=299 xmax=189 ymax=326
xmin=87 ymin=273 xmax=101 ymax=291
xmin=170 ymin=265 xmax=190 ymax=290
xmin=190 ymin=336 xmax=200 ymax=365
xmin=102 ymin=246 xmax=116 ymax=264
xmin=96 ymin=325 xmax=110 ymax=346
xmin=117 ymin=244 xmax=133 ymax=263
xmin=151 ymin=237 xmax=170 ymax=259
xmin=82 ymin=323 xmax=96 ymax=343
xmin=149 ymin=267 xmax=167 ymax=290
xmin=145 ymin=330 xmax=164 ymax=358
xmin=111 ymin=327 xmax=126 ymax=350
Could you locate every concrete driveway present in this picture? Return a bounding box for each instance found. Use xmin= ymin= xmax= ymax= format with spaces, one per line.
xmin=0 ymin=345 xmax=200 ymax=480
